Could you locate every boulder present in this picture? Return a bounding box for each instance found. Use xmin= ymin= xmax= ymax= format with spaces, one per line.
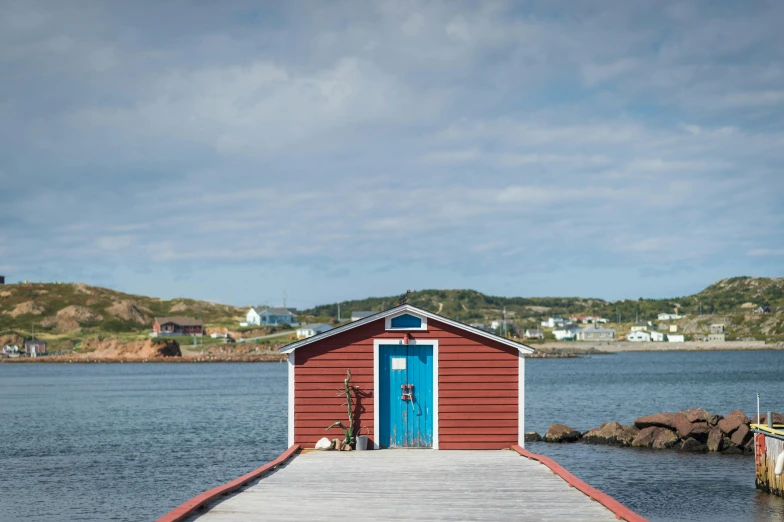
xmin=730 ymin=424 xmax=752 ymax=447
xmin=682 ymin=408 xmax=712 ymax=423
xmin=631 ymin=427 xmax=658 ymax=448
xmin=632 ymin=427 xmax=681 ymax=449
xmin=719 ymin=436 xmax=742 ymax=454
xmin=672 ymin=408 xmax=715 ymax=442
xmin=752 ymin=412 xmax=784 ymax=425
xmin=673 ymin=413 xmax=711 ymax=440
xmin=744 ymin=438 xmax=755 ymax=454
xmin=680 ymin=437 xmax=707 ymax=452
xmin=718 ymin=410 xmax=751 ymax=435
xmin=524 ymin=431 xmax=542 ymax=442
xmin=582 ymin=422 xmax=640 ymax=447
xmin=707 ymin=428 xmax=724 ymax=452
xmin=652 ymin=429 xmax=680 ymax=449
xmin=544 ymin=424 xmax=581 ymax=443
xmin=634 ymin=413 xmax=676 ymax=430
xmin=315 ymin=437 xmax=332 ymax=450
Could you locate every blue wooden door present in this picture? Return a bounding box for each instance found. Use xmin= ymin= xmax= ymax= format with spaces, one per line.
xmin=379 ymin=344 xmax=433 ymax=448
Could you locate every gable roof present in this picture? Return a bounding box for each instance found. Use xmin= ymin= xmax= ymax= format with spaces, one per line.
xmin=279 ymin=304 xmax=535 ymax=354
xmin=251 ymin=306 xmax=296 ymax=316
xmin=155 ymin=317 xmax=204 ymax=327
xmin=554 ymin=323 xmax=580 ymax=332
xmin=296 ymin=323 xmax=332 ymax=331
xmin=351 ymin=311 xmax=376 ymax=319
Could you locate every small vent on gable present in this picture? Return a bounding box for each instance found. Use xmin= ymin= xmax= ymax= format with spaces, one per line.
xmin=390 ymin=313 xmax=422 ymax=329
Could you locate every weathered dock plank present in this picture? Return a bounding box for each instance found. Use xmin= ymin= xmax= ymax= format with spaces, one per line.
xmin=188 ymin=450 xmax=623 ymax=521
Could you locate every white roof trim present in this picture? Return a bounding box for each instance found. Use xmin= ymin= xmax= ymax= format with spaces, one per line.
xmin=279 ymin=304 xmax=535 ymax=354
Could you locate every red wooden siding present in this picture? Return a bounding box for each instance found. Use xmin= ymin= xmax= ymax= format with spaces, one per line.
xmin=293 ymin=317 xmax=519 ymax=450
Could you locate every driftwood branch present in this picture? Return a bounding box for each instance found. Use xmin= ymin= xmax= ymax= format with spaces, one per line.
xmin=326 ymin=369 xmax=358 ymax=447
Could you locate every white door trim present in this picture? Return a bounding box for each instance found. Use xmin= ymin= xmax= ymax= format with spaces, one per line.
xmin=518 ymin=353 xmax=525 ymax=447
xmin=373 ymin=338 xmax=439 ymax=450
xmin=288 ymin=351 xmax=295 ymax=447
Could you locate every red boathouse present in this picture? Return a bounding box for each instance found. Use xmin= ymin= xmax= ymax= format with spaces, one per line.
xmin=280 ymin=304 xmax=534 ymax=450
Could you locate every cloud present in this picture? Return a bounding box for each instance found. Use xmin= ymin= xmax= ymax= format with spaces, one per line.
xmin=0 ymin=0 xmax=783 ymax=303
xmin=748 ymin=249 xmax=784 ymax=257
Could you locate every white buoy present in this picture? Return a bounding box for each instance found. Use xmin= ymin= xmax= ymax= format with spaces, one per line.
xmin=775 ymin=452 xmax=784 ymax=476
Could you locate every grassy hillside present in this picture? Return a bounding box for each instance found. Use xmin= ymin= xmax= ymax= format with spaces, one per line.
xmin=301 ymin=277 xmax=784 ymax=341
xmin=304 ymin=278 xmax=782 ymax=321
xmin=2 ymin=277 xmax=782 ymax=353
xmin=0 ymin=282 xmax=246 ymax=352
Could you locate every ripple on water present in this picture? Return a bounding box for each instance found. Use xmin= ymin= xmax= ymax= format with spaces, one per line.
xmin=2 ymin=352 xmax=784 ymax=521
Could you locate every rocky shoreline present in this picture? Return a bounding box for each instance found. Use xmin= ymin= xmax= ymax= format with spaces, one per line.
xmin=527 ymin=409 xmax=784 ymax=454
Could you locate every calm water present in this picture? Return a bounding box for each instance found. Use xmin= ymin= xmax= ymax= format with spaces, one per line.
xmin=1 ymin=352 xmax=784 ymax=521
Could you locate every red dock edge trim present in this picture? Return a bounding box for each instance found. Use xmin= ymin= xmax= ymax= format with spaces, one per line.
xmin=156 ymin=444 xmax=301 ymax=522
xmin=512 ymin=445 xmax=648 ymax=522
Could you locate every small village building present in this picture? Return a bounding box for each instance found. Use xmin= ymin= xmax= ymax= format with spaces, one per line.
xmin=576 ymin=325 xmax=616 ymax=341
xmin=710 ymin=324 xmax=726 ymax=334
xmin=524 ymin=328 xmax=544 ymax=340
xmin=281 ymin=304 xmax=534 ymax=450
xmin=569 ymin=315 xmax=608 ymax=324
xmin=708 ymin=333 xmax=726 ymax=342
xmin=490 ymin=319 xmax=511 ymax=330
xmin=668 ymin=334 xmax=685 ymax=343
xmin=541 ymin=317 xmax=569 ymax=328
xmin=669 ymin=324 xmax=679 ymax=333
xmin=469 ymin=323 xmax=495 ymax=334
xmin=295 ymin=323 xmax=333 ymax=339
xmin=351 ymin=311 xmax=377 ymax=322
xmin=630 ymin=321 xmax=650 ymax=332
xmin=627 ymin=331 xmax=651 ymax=342
xmin=657 ymin=313 xmax=683 ymax=320
xmin=246 ymin=307 xmax=298 ymax=326
xmin=1 ymin=345 xmax=20 ymax=358
xmin=152 ymin=317 xmax=204 ymax=336
xmin=24 ymin=340 xmax=47 ymax=357
xmin=553 ymin=324 xmax=580 ymax=341
xmin=650 ymin=331 xmax=667 ymax=342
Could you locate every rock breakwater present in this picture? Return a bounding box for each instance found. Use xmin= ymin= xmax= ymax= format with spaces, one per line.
xmin=532 ymin=408 xmax=771 ymax=455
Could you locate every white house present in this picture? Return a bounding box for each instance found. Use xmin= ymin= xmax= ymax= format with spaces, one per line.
xmin=576 ymin=325 xmax=616 ymax=341
xmin=630 ymin=321 xmax=651 ymax=332
xmin=351 ymin=311 xmax=376 ymax=322
xmin=627 ymin=331 xmax=651 ymax=342
xmin=295 ymin=323 xmax=334 ymax=339
xmin=524 ymin=328 xmax=544 ymax=340
xmin=569 ymin=315 xmax=608 ymax=324
xmin=668 ymin=334 xmax=685 ymax=343
xmin=650 ymin=331 xmax=667 ymax=342
xmin=541 ymin=317 xmax=570 ymax=328
xmin=553 ymin=324 xmax=580 ymax=341
xmin=246 ymin=307 xmax=298 ymax=326
xmin=658 ymin=313 xmax=684 ymax=320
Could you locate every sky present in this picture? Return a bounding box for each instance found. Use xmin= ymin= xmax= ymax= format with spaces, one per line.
xmin=1 ymin=1 xmax=783 ymax=309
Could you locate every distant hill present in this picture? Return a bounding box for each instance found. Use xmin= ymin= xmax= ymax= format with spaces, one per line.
xmin=0 ymin=282 xmax=244 ymax=337
xmin=301 ymin=277 xmax=784 ymax=340
xmin=2 ymin=277 xmax=781 ymax=351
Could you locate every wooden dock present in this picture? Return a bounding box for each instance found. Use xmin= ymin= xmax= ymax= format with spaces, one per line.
xmin=184 ymin=449 xmax=630 ymax=521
